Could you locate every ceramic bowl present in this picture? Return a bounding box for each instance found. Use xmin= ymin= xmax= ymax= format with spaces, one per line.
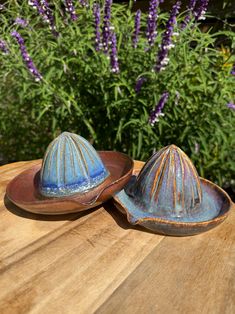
xmin=113 ymin=145 xmax=232 ymax=236
xmin=6 ymin=132 xmax=134 ymax=215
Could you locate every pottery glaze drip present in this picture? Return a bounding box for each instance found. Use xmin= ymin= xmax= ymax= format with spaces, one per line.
xmin=40 ymin=132 xmax=109 ymax=197
xmin=127 ymin=145 xmax=202 ymax=220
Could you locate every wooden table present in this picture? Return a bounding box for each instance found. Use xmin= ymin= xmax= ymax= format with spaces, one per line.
xmin=0 ymin=160 xmax=234 ymax=314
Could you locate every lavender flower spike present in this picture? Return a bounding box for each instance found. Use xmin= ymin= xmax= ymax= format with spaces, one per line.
xmin=29 ymin=0 xmax=57 ymax=35
xmin=181 ymin=0 xmax=197 ymax=29
xmin=41 ymin=0 xmax=57 ymax=30
xmin=14 ymin=17 xmax=28 ymax=27
xmin=28 ymin=0 xmax=45 ymax=16
xmin=155 ymin=1 xmax=181 ymax=72
xmin=0 ymin=39 xmax=9 ymax=54
xmin=146 ymin=0 xmax=159 ymax=47
xmin=102 ymin=0 xmax=113 ymax=53
xmin=133 ymin=10 xmax=141 ymax=48
xmin=79 ymin=0 xmax=88 ymax=8
xmin=194 ymin=0 xmax=209 ymax=21
xmin=11 ymin=31 xmax=42 ymax=82
xmin=93 ymin=3 xmax=101 ymax=51
xmin=149 ymin=92 xmax=169 ymax=125
xmin=227 ymin=102 xmax=235 ymax=111
xmin=65 ymin=0 xmax=78 ymax=21
xmin=110 ymin=32 xmax=119 ymax=73
xmin=135 ymin=76 xmax=146 ymax=93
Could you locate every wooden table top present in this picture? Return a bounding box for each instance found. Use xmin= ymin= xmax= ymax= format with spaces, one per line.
xmin=0 ymin=160 xmax=234 ymax=314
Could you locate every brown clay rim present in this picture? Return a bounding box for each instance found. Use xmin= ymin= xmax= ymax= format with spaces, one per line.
xmin=6 ymin=151 xmax=134 ymax=207
xmin=114 ymin=176 xmax=233 ymax=227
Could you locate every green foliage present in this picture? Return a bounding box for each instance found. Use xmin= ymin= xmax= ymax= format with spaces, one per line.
xmin=0 ymin=0 xmax=234 ymax=188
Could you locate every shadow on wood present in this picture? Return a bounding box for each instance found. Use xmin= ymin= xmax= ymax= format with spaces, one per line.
xmin=4 ymin=194 xmax=98 ymax=222
xmin=103 ymin=200 xmax=157 ymax=235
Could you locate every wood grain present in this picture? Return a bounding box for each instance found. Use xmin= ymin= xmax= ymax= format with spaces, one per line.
xmin=0 ymin=160 xmax=234 ymax=314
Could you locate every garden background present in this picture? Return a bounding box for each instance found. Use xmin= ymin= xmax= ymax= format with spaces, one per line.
xmin=0 ymin=0 xmax=234 ymax=197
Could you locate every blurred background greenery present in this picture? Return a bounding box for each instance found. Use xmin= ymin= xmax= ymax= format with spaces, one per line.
xmin=0 ymin=0 xmax=234 ymax=198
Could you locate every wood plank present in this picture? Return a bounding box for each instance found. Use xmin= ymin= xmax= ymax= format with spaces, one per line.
xmin=0 ymin=195 xmax=84 ymax=261
xmin=0 ymin=160 xmax=41 ymax=179
xmin=96 ymin=208 xmax=235 ymax=314
xmin=0 ymin=204 xmax=164 ymax=314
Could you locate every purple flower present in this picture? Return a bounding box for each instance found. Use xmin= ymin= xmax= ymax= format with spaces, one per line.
xmin=102 ymin=0 xmax=113 ymax=53
xmin=227 ymin=102 xmax=235 ymax=110
xmin=41 ymin=0 xmax=58 ymax=36
xmin=135 ymin=76 xmax=146 ymax=93
xmin=11 ymin=30 xmax=42 ymax=82
xmin=181 ymin=0 xmax=197 ymax=29
xmin=14 ymin=17 xmax=28 ymax=27
xmin=231 ymin=64 xmax=235 ymax=75
xmin=149 ymin=91 xmax=169 ymax=125
xmin=28 ymin=0 xmax=44 ymax=15
xmin=194 ymin=0 xmax=209 ymax=21
xmin=0 ymin=39 xmax=9 ymax=54
xmin=29 ymin=0 xmax=57 ymax=35
xmin=146 ymin=0 xmax=159 ymax=47
xmin=79 ymin=0 xmax=88 ymax=7
xmin=93 ymin=3 xmax=101 ymax=51
xmin=133 ymin=10 xmax=141 ymax=48
xmin=155 ymin=1 xmax=181 ymax=72
xmin=65 ymin=0 xmax=78 ymax=21
xmin=110 ymin=32 xmax=119 ymax=73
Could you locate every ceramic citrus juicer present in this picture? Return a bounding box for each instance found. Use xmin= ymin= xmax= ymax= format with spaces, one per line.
xmin=40 ymin=132 xmax=110 ymax=197
xmin=113 ymin=145 xmax=232 ymax=236
xmin=6 ymin=132 xmax=133 ymax=214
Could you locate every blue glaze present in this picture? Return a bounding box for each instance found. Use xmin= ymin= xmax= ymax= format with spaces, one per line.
xmin=115 ymin=178 xmax=221 ymax=223
xmin=40 ymin=132 xmax=109 ymax=197
xmin=126 ymin=145 xmax=203 ymax=220
xmin=115 ymin=145 xmax=221 ymax=224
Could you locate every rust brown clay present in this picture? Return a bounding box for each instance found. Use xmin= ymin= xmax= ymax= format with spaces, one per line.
xmin=6 ymin=151 xmax=134 ymax=215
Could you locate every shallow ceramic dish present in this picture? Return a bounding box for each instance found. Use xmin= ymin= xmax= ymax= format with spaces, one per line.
xmin=6 ymin=151 xmax=133 ymax=215
xmin=113 ymin=147 xmax=232 ymax=236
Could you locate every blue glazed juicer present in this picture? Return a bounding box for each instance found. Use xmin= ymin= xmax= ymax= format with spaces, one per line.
xmin=6 ymin=132 xmax=134 ymax=215
xmin=40 ymin=132 xmax=110 ymax=197
xmin=113 ymin=145 xmax=232 ymax=236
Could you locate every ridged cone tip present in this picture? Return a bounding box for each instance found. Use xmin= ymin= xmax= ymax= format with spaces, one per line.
xmin=40 ymin=132 xmax=109 ymax=197
xmin=127 ymin=145 xmax=202 ymax=219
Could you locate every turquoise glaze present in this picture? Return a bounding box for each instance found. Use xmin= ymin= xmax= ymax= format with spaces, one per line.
xmin=40 ymin=132 xmax=109 ymax=197
xmin=116 ymin=145 xmax=220 ymax=223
